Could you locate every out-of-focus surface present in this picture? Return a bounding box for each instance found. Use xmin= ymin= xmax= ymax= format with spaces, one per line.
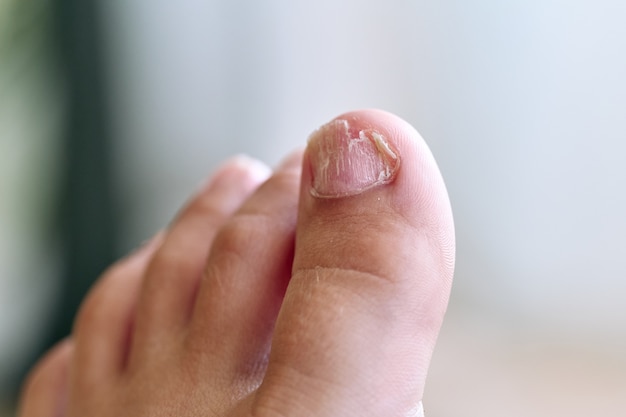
xmin=2 ymin=1 xmax=625 ymax=415
xmin=0 ymin=0 xmax=64 ymax=406
xmin=428 ymin=309 xmax=626 ymax=416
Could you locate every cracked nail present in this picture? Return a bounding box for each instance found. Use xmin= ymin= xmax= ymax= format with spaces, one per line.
xmin=307 ymin=118 xmax=400 ymax=198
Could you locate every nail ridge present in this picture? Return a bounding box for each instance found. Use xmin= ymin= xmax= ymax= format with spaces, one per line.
xmin=308 ymin=119 xmax=400 ymax=198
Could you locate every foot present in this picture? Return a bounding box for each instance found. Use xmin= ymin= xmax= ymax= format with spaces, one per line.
xmin=18 ymin=110 xmax=454 ymax=417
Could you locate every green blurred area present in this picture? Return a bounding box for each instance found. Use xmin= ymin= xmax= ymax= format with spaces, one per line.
xmin=1 ymin=0 xmax=119 ymax=411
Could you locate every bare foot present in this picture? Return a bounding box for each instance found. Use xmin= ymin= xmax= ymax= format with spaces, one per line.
xmin=18 ymin=110 xmax=454 ymax=417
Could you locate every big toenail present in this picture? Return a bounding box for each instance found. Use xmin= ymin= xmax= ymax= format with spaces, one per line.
xmin=307 ymin=118 xmax=400 ymax=198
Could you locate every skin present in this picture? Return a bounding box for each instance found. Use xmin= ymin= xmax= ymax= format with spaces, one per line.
xmin=18 ymin=109 xmax=455 ymax=417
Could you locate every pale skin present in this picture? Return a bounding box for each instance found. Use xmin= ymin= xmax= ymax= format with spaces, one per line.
xmin=18 ymin=109 xmax=455 ymax=417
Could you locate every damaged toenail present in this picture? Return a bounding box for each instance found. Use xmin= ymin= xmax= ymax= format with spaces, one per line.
xmin=307 ymin=119 xmax=400 ymax=198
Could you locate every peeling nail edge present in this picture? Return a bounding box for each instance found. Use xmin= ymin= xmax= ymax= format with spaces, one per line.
xmin=308 ymin=118 xmax=400 ymax=199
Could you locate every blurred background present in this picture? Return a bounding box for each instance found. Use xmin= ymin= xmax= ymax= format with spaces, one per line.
xmin=1 ymin=0 xmax=625 ymax=415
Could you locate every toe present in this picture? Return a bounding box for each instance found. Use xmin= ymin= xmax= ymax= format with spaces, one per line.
xmin=18 ymin=339 xmax=73 ymax=417
xmin=71 ymin=235 xmax=162 ymax=391
xmin=186 ymin=151 xmax=302 ymax=394
xmin=256 ymin=110 xmax=455 ymax=416
xmin=131 ymin=156 xmax=271 ymax=359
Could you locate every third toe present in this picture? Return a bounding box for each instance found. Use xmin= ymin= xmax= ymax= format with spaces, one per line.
xmin=130 ymin=156 xmax=271 ymax=363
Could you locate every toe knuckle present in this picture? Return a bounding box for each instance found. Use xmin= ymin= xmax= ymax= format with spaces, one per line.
xmin=215 ymin=215 xmax=265 ymax=259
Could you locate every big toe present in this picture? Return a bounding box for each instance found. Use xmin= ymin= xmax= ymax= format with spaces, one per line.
xmin=256 ymin=110 xmax=455 ymax=416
